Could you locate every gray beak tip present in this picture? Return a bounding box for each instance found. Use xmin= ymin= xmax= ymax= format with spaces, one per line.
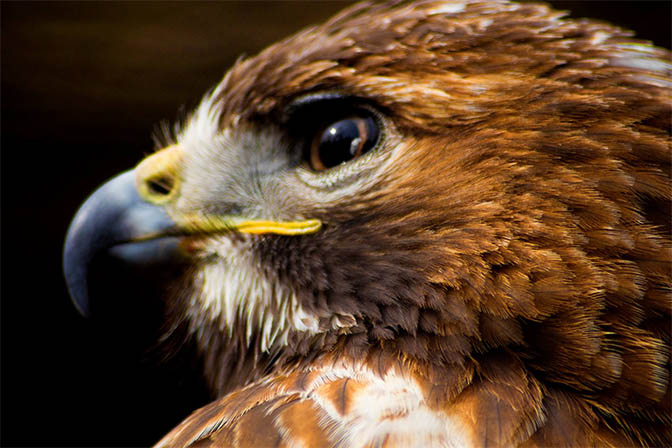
xmin=62 ymin=170 xmax=177 ymax=318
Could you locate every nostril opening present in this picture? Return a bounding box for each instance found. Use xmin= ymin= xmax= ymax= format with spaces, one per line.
xmin=147 ymin=176 xmax=174 ymax=196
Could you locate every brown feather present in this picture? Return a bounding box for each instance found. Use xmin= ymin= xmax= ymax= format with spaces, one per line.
xmin=154 ymin=0 xmax=671 ymax=446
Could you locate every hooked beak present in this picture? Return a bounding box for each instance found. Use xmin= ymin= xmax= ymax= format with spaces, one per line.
xmin=63 ymin=146 xmax=321 ymax=317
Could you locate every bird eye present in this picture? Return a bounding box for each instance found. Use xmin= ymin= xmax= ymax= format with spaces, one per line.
xmin=307 ymin=114 xmax=380 ymax=171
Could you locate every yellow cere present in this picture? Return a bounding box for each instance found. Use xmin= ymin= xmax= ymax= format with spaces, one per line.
xmin=135 ymin=146 xmax=183 ymax=205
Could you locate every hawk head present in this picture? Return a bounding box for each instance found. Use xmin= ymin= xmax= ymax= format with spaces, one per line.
xmin=64 ymin=1 xmax=671 ymax=445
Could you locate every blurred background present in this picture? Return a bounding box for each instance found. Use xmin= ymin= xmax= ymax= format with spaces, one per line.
xmin=2 ymin=1 xmax=670 ymax=446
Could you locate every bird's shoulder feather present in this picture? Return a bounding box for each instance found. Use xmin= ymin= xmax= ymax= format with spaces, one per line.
xmin=155 ymin=357 xmax=475 ymax=448
xmin=155 ymin=353 xmax=642 ymax=447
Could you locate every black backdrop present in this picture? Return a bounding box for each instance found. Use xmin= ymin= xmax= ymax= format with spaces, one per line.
xmin=2 ymin=1 xmax=670 ymax=446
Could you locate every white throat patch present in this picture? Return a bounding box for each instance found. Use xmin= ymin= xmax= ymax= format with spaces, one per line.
xmin=185 ymin=236 xmax=321 ymax=353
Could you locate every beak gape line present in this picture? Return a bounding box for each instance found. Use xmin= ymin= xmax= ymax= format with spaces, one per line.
xmin=179 ymin=214 xmax=322 ymax=236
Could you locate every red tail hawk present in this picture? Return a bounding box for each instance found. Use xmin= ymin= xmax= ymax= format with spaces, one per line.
xmin=64 ymin=1 xmax=671 ymax=446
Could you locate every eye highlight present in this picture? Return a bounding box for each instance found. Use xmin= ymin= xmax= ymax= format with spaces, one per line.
xmin=307 ymin=114 xmax=380 ymax=171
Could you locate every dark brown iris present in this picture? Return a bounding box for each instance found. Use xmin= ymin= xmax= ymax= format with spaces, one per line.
xmin=308 ymin=115 xmax=379 ymax=171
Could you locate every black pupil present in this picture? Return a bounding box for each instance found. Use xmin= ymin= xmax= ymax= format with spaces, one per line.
xmin=317 ymin=116 xmax=378 ymax=169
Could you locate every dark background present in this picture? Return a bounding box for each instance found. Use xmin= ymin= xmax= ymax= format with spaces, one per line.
xmin=2 ymin=1 xmax=670 ymax=446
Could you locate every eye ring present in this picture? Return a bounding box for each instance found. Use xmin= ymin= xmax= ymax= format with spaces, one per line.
xmin=307 ymin=113 xmax=380 ymax=172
